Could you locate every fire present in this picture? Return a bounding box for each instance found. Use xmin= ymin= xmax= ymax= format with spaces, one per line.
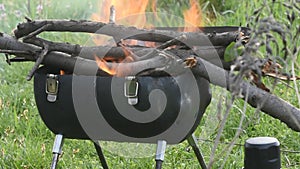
xmin=91 ymin=0 xmax=151 ymax=28
xmin=91 ymin=0 xmax=203 ymax=30
xmin=94 ymin=47 xmax=134 ymax=76
xmin=60 ymin=70 xmax=65 ymax=75
xmin=183 ymin=0 xmax=203 ymax=32
xmin=92 ymin=0 xmax=203 ymax=76
xmin=91 ymin=0 xmax=156 ymax=46
xmin=95 ymin=56 xmax=117 ymax=75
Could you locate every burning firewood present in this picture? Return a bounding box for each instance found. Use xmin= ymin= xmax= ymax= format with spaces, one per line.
xmin=0 ymin=21 xmax=300 ymax=131
xmin=22 ymin=35 xmax=230 ymax=68
xmin=0 ymin=18 xmax=300 ymax=133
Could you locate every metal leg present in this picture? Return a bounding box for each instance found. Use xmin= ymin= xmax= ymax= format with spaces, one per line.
xmin=50 ymin=134 xmax=64 ymax=169
xmin=155 ymin=140 xmax=167 ymax=169
xmin=187 ymin=134 xmax=207 ymax=169
xmin=94 ymin=141 xmax=109 ymax=169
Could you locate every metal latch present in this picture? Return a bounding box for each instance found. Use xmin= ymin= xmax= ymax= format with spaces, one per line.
xmin=46 ymin=74 xmax=59 ymax=102
xmin=124 ymin=76 xmax=139 ymax=105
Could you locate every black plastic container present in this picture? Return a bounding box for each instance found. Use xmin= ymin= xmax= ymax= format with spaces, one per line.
xmin=244 ymin=137 xmax=281 ymax=169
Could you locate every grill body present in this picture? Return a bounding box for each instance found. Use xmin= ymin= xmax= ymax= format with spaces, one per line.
xmin=34 ymin=67 xmax=211 ymax=144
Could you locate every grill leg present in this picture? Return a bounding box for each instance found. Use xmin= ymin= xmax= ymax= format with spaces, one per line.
xmin=187 ymin=134 xmax=207 ymax=169
xmin=50 ymin=134 xmax=64 ymax=169
xmin=94 ymin=141 xmax=109 ymax=169
xmin=155 ymin=140 xmax=167 ymax=169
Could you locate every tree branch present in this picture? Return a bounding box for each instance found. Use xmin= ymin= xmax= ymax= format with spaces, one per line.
xmin=14 ymin=19 xmax=243 ymax=46
xmin=23 ymin=36 xmax=230 ymax=69
xmin=191 ymin=57 xmax=300 ymax=132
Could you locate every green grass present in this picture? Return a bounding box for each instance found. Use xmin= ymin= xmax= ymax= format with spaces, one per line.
xmin=0 ymin=0 xmax=300 ymax=168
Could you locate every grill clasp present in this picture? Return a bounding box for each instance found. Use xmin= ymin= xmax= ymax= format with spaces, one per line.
xmin=124 ymin=76 xmax=139 ymax=105
xmin=46 ymin=74 xmax=59 ymax=102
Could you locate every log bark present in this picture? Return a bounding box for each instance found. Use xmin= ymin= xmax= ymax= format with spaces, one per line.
xmin=0 ymin=34 xmax=173 ymax=76
xmin=1 ymin=33 xmax=300 ymax=132
xmin=23 ymin=36 xmax=224 ymax=58
xmin=0 ymin=33 xmax=102 ymax=75
xmin=14 ymin=19 xmax=241 ymax=47
xmin=23 ymin=36 xmax=231 ymax=69
xmin=191 ymin=57 xmax=300 ymax=132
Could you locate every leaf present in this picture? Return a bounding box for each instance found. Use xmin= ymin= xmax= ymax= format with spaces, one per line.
xmin=261 ymin=59 xmax=300 ymax=81
xmin=264 ymin=72 xmax=300 ymax=81
xmin=224 ymin=42 xmax=244 ymax=62
xmin=250 ymin=72 xmax=270 ymax=92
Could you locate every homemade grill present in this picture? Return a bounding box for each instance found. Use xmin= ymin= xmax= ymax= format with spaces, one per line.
xmin=34 ymin=66 xmax=211 ymax=169
xmin=29 ymin=26 xmax=250 ymax=169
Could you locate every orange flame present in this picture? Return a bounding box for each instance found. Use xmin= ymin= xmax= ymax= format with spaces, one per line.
xmin=95 ymin=56 xmax=117 ymax=75
xmin=91 ymin=0 xmax=154 ymax=46
xmin=92 ymin=0 xmax=203 ymax=76
xmin=91 ymin=0 xmax=150 ymax=28
xmin=95 ymin=46 xmax=134 ymax=76
xmin=60 ymin=70 xmax=65 ymax=75
xmin=183 ymin=0 xmax=203 ymax=32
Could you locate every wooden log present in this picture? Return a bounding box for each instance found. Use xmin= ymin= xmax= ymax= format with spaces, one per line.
xmin=0 ymin=33 xmax=172 ymax=76
xmin=14 ymin=19 xmax=242 ymax=47
xmin=23 ymin=36 xmax=231 ymax=69
xmin=191 ymin=57 xmax=300 ymax=132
